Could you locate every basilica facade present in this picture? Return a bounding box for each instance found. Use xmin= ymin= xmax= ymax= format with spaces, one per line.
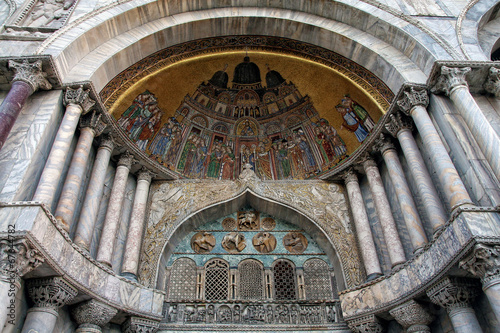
xmin=0 ymin=0 xmax=499 ymax=332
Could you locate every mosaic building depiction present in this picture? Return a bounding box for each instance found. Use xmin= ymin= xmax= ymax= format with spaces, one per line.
xmin=0 ymin=0 xmax=499 ymax=332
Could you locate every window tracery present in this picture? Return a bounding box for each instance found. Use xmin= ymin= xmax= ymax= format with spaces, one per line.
xmin=304 ymin=258 xmax=333 ymax=300
xmin=168 ymin=258 xmax=197 ymax=300
xmin=205 ymin=259 xmax=229 ymax=301
xmin=273 ymin=260 xmax=297 ymax=300
xmin=239 ymin=259 xmax=264 ymax=300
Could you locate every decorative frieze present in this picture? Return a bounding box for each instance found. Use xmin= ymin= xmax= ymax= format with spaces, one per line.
xmin=389 ymin=300 xmax=433 ymax=333
xmin=64 ymin=86 xmax=95 ymax=115
xmin=484 ymin=67 xmax=500 ymax=98
xmin=346 ymin=314 xmax=383 ymax=333
xmin=397 ymin=87 xmax=429 ymax=115
xmin=427 ymin=276 xmax=479 ymax=312
xmin=432 ymin=66 xmax=471 ymax=96
xmin=459 ymin=243 xmax=500 ymax=288
xmin=0 ymin=238 xmax=44 ymax=281
xmin=71 ymin=299 xmax=117 ymax=330
xmin=26 ymin=277 xmax=78 ymax=309
xmin=122 ymin=316 xmax=159 ymax=333
xmin=9 ymin=59 xmax=52 ymax=92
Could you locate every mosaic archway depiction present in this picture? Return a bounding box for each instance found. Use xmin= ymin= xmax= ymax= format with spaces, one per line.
xmin=140 ymin=175 xmax=363 ymax=289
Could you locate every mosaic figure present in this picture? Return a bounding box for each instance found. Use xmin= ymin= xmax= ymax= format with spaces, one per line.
xmin=341 ymin=95 xmax=375 ymax=132
xmin=336 ymin=104 xmax=369 ymax=142
xmin=221 ymin=145 xmax=235 ymax=180
xmin=255 ymin=141 xmax=273 ymax=180
xmin=207 ymin=140 xmax=224 ymax=178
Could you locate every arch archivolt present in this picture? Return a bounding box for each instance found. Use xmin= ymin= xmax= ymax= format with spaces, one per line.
xmin=140 ymin=177 xmax=364 ymax=290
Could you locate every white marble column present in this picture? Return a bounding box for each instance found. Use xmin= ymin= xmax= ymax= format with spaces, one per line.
xmin=385 ymin=111 xmax=448 ymax=234
xmin=363 ymin=157 xmax=406 ymax=267
xmin=32 ymin=86 xmax=95 ymax=210
xmin=71 ymin=299 xmax=118 ymax=333
xmin=121 ymin=169 xmax=154 ymax=281
xmin=433 ymin=66 xmax=500 ymax=182
xmin=54 ymin=111 xmax=106 ymax=232
xmin=373 ymin=135 xmax=428 ymax=253
xmin=74 ymin=135 xmax=114 ymax=250
xmin=96 ymin=152 xmax=134 ymax=267
xmin=427 ymin=276 xmax=482 ymax=333
xmin=342 ymin=169 xmax=382 ymax=280
xmin=398 ymin=87 xmax=473 ymax=212
xmin=389 ymin=300 xmax=433 ymax=333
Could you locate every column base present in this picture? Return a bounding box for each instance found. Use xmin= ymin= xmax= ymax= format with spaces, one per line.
xmin=121 ymin=272 xmax=138 ymax=282
xmin=366 ymin=273 xmax=383 ymax=282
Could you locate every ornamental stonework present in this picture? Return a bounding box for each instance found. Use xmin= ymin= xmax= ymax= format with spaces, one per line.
xmin=459 ymin=243 xmax=500 ymax=287
xmin=27 ymin=277 xmax=78 ymax=309
xmin=283 ymin=232 xmax=308 ymax=254
xmin=191 ymin=232 xmax=216 ymax=254
xmin=0 ymin=238 xmax=44 ymax=280
xmin=252 ymin=232 xmax=277 ymax=253
xmin=222 ymin=232 xmax=246 ymax=253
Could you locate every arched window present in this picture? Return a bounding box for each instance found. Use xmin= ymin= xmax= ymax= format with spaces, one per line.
xmin=273 ymin=260 xmax=296 ymax=300
xmin=205 ymin=259 xmax=229 ymax=301
xmin=168 ymin=258 xmax=197 ymax=300
xmin=238 ymin=259 xmax=264 ymax=300
xmin=303 ymin=258 xmax=333 ymax=300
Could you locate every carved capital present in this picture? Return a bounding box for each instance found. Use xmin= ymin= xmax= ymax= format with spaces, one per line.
xmin=79 ymin=111 xmax=107 ymax=136
xmin=432 ymin=66 xmax=471 ymax=96
xmin=118 ymin=151 xmax=135 ymax=169
xmin=122 ymin=316 xmax=160 ymax=333
xmin=27 ymin=277 xmax=78 ymax=309
xmin=372 ymin=134 xmax=395 ymax=155
xmin=360 ymin=154 xmax=377 ymax=169
xmin=459 ymin=243 xmax=500 ymax=288
xmin=0 ymin=238 xmax=44 ymax=281
xmin=98 ymin=134 xmax=115 ymax=151
xmin=389 ymin=300 xmax=433 ymax=331
xmin=64 ymin=86 xmax=96 ymax=115
xmin=484 ymin=67 xmax=500 ymax=98
xmin=342 ymin=168 xmax=359 ymax=185
xmin=8 ymin=59 xmax=52 ymax=93
xmin=137 ymin=168 xmax=155 ymax=183
xmin=427 ymin=276 xmax=479 ymax=313
xmin=71 ymin=299 xmax=117 ymax=327
xmin=397 ymin=87 xmax=429 ymax=115
xmin=347 ymin=314 xmax=383 ymax=333
xmin=385 ymin=112 xmax=413 ymax=138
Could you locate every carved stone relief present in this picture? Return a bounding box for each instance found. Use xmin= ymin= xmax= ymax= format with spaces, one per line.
xmin=238 ymin=211 xmax=259 ymax=231
xmin=261 ymin=217 xmax=276 ymax=230
xmin=283 ymin=232 xmax=308 ymax=254
xmin=190 ymin=232 xmax=216 ymax=254
xmin=221 ymin=232 xmax=246 ymax=253
xmin=252 ymin=232 xmax=277 ymax=253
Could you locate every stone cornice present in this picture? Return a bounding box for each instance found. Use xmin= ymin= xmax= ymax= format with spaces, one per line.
xmin=0 ymin=55 xmax=61 ymax=91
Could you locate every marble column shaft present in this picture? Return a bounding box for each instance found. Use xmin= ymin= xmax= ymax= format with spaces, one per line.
xmin=377 ymin=139 xmax=428 ymax=252
xmin=74 ymin=136 xmax=114 ymax=250
xmin=448 ymin=307 xmax=483 ymax=333
xmin=343 ymin=170 xmax=382 ymax=278
xmin=97 ymin=153 xmax=133 ymax=267
xmin=122 ymin=170 xmax=153 ymax=279
xmin=363 ymin=158 xmax=406 ymax=267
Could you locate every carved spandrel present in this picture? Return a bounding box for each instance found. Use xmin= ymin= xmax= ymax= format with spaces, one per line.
xmin=16 ymin=0 xmax=77 ymax=29
xmin=8 ymin=59 xmax=52 ymax=93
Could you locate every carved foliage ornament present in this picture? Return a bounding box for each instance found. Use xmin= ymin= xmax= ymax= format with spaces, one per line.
xmin=9 ymin=59 xmax=52 ymax=92
xmin=372 ymin=134 xmax=395 ymax=155
xmin=388 ymin=300 xmax=433 ymax=330
xmin=397 ymin=87 xmax=429 ymax=115
xmin=384 ymin=112 xmax=413 ymax=138
xmin=64 ymin=86 xmax=95 ymax=114
xmin=484 ymin=67 xmax=500 ymax=98
xmin=79 ymin=110 xmax=107 ymax=136
xmin=71 ymin=299 xmax=117 ymax=327
xmin=459 ymin=243 xmax=500 ymax=287
xmin=426 ymin=276 xmax=479 ymax=312
xmin=122 ymin=316 xmax=160 ymax=333
xmin=27 ymin=277 xmax=78 ymax=308
xmin=431 ymin=66 xmax=471 ymax=96
xmin=347 ymin=314 xmax=384 ymax=333
xmin=0 ymin=238 xmax=44 ymax=280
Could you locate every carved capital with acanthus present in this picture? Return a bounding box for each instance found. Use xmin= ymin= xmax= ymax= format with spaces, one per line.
xmin=0 ymin=238 xmax=44 ymax=282
xmin=79 ymin=110 xmax=107 ymax=137
xmin=8 ymin=59 xmax=52 ymax=93
xmin=426 ymin=276 xmax=479 ymax=313
xmin=484 ymin=67 xmax=500 ymax=99
xmin=137 ymin=168 xmax=155 ymax=183
xmin=397 ymin=87 xmax=429 ymax=115
xmin=118 ymin=151 xmax=135 ymax=169
xmin=341 ymin=168 xmax=359 ymax=185
xmin=389 ymin=300 xmax=433 ymax=332
xmin=347 ymin=314 xmax=383 ymax=333
xmin=99 ymin=134 xmax=115 ymax=151
xmin=385 ymin=112 xmax=413 ymax=138
xmin=26 ymin=277 xmax=78 ymax=309
xmin=71 ymin=299 xmax=117 ymax=328
xmin=459 ymin=243 xmax=500 ymax=288
xmin=372 ymin=133 xmax=395 ymax=155
xmin=431 ymin=66 xmax=471 ymax=96
xmin=122 ymin=316 xmax=160 ymax=333
xmin=360 ymin=153 xmax=377 ymax=169
xmin=64 ymin=86 xmax=96 ymax=115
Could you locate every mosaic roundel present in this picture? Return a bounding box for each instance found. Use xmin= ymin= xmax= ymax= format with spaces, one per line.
xmin=191 ymin=232 xmax=216 ymax=253
xmin=222 ymin=217 xmax=237 ymax=231
xmin=283 ymin=232 xmax=308 ymax=254
xmin=252 ymin=232 xmax=277 ymax=254
xmin=222 ymin=232 xmax=247 ymax=253
xmin=261 ymin=217 xmax=276 ymax=231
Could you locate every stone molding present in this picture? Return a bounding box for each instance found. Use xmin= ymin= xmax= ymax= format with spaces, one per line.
xmin=64 ymin=85 xmax=96 ymax=114
xmin=459 ymin=243 xmax=500 ymax=288
xmin=8 ymin=59 xmax=52 ymax=93
xmin=372 ymin=134 xmax=395 ymax=155
xmin=26 ymin=276 xmax=78 ymax=309
xmin=122 ymin=316 xmax=160 ymax=333
xmin=0 ymin=237 xmax=44 ymax=281
xmin=71 ymin=299 xmax=118 ymax=327
xmin=426 ymin=276 xmax=479 ymax=313
xmin=484 ymin=67 xmax=500 ymax=98
xmin=79 ymin=111 xmax=107 ymax=137
xmin=385 ymin=112 xmax=413 ymax=138
xmin=397 ymin=87 xmax=429 ymax=115
xmin=118 ymin=151 xmax=135 ymax=169
xmin=431 ymin=66 xmax=471 ymax=96
xmin=389 ymin=300 xmax=433 ymax=331
xmin=346 ymin=314 xmax=383 ymax=333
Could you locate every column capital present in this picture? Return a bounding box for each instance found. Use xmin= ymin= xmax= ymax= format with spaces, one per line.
xmin=346 ymin=314 xmax=384 ymax=333
xmin=427 ymin=276 xmax=479 ymax=313
xmin=360 ymin=154 xmax=377 ymax=168
xmin=0 ymin=238 xmax=44 ymax=282
xmin=137 ymin=168 xmax=155 ymax=183
xmin=99 ymin=134 xmax=115 ymax=151
xmin=459 ymin=243 xmax=500 ymax=288
xmin=122 ymin=316 xmax=160 ymax=333
xmin=432 ymin=66 xmax=471 ymax=96
xmin=372 ymin=134 xmax=395 ymax=155
xmin=385 ymin=112 xmax=413 ymax=138
xmin=64 ymin=86 xmax=96 ymax=115
xmin=397 ymin=87 xmax=429 ymax=115
xmin=341 ymin=168 xmax=359 ymax=185
xmin=118 ymin=151 xmax=135 ymax=169
xmin=26 ymin=277 xmax=78 ymax=309
xmin=79 ymin=111 xmax=107 ymax=136
xmin=484 ymin=67 xmax=500 ymax=98
xmin=389 ymin=300 xmax=433 ymax=332
xmin=8 ymin=59 xmax=52 ymax=93
xmin=71 ymin=299 xmax=117 ymax=328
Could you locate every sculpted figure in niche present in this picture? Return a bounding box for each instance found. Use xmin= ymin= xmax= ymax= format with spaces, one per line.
xmin=283 ymin=232 xmax=308 ymax=254
xmin=191 ymin=232 xmax=216 ymax=253
xmin=253 ymin=232 xmax=277 ymax=253
xmin=238 ymin=211 xmax=259 ymax=231
xmin=222 ymin=232 xmax=246 ymax=253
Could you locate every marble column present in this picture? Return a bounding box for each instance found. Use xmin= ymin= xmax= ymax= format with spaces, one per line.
xmin=121 ymin=169 xmax=154 ymax=281
xmin=0 ymin=238 xmax=44 ymax=328
xmin=96 ymin=152 xmax=134 ymax=267
xmin=397 ymin=87 xmax=473 ymax=212
xmin=363 ymin=157 xmax=406 ymax=267
xmin=346 ymin=314 xmax=383 ymax=333
xmin=71 ymin=299 xmax=118 ymax=332
xmin=427 ymin=276 xmax=482 ymax=333
xmin=385 ymin=111 xmax=448 ymax=234
xmin=33 ymin=86 xmax=96 ymax=209
xmin=122 ymin=316 xmax=160 ymax=333
xmin=54 ymin=111 xmax=106 ymax=232
xmin=342 ymin=169 xmax=382 ymax=280
xmin=433 ymin=66 xmax=500 ymax=181
xmin=389 ymin=299 xmax=434 ymax=333
xmin=0 ymin=60 xmax=52 ymax=150
xmin=373 ymin=135 xmax=428 ymax=253
xmin=460 ymin=243 xmax=500 ymax=322
xmin=22 ymin=277 xmax=78 ymax=333
xmin=74 ymin=135 xmax=115 ymax=250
